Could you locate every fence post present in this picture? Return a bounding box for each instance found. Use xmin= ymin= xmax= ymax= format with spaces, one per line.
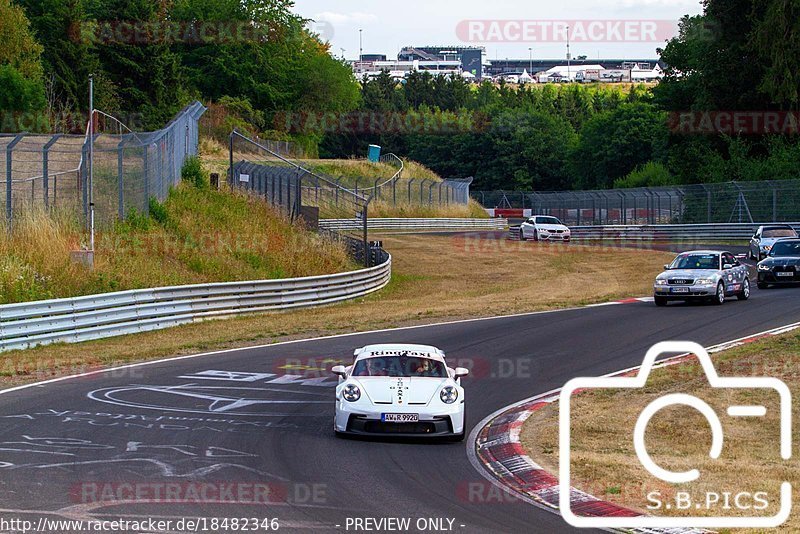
xmin=81 ymin=142 xmax=89 ymax=223
xmin=373 ymin=178 xmax=380 ymax=200
xmin=295 ymin=171 xmax=302 ymax=221
xmin=407 ymin=179 xmax=414 ymax=204
xmin=6 ymin=135 xmax=26 ymax=229
xmin=420 ymin=179 xmax=427 ymax=204
xmin=773 ymin=187 xmax=778 ymax=221
xmin=354 ymin=177 xmax=359 ymax=197
xmin=277 ymin=173 xmax=284 ymax=215
xmin=229 ymin=132 xmax=234 ymax=186
xmin=392 ymin=178 xmax=397 ymax=206
xmin=117 ymin=139 xmax=125 ymax=219
xmin=42 ymin=134 xmax=61 ymax=211
xmin=143 ymin=144 xmax=150 ymax=214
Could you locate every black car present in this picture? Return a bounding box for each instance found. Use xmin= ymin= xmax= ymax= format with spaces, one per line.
xmin=757 ymin=239 xmax=800 ymax=288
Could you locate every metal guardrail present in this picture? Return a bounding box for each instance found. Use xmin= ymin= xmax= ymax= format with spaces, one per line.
xmin=321 ymin=218 xmax=508 ymax=232
xmin=0 ymin=254 xmax=391 ymax=352
xmin=507 ymin=223 xmax=799 ymax=241
xmin=569 ymin=223 xmax=799 ymax=241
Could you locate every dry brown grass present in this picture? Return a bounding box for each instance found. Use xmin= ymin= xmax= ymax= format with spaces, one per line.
xmin=0 ymin=184 xmax=354 ymax=303
xmin=198 ymin=139 xmax=488 ymax=219
xmin=368 ymin=198 xmax=488 ymax=219
xmin=0 ymin=235 xmax=671 ymax=388
xmin=521 ymin=334 xmax=800 ymax=532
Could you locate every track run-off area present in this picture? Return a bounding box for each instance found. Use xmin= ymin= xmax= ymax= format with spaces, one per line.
xmin=0 ymin=242 xmax=797 ymax=533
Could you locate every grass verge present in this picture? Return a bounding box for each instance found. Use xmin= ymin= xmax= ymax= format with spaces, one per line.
xmin=0 ymin=235 xmax=671 ymax=388
xmin=520 ymin=331 xmax=800 ymax=531
xmin=0 ymin=165 xmax=353 ymax=304
xmin=200 ymin=138 xmax=488 ymax=219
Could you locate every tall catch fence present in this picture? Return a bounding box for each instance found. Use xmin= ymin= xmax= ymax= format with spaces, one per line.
xmin=473 ymin=180 xmax=800 ymax=226
xmin=1 ymin=102 xmax=206 ymax=230
xmin=229 ymin=131 xmax=375 ymax=265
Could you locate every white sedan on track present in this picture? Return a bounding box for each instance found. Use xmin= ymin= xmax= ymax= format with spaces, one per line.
xmin=332 ymin=344 xmax=469 ymax=441
xmin=519 ymin=216 xmax=571 ymax=242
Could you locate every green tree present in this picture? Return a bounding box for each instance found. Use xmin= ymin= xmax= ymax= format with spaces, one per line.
xmin=570 ymin=102 xmax=669 ymax=189
xmin=0 ymin=0 xmax=45 ymax=114
xmin=751 ymin=0 xmax=800 ymax=109
xmin=84 ymin=0 xmax=188 ymax=128
xmin=15 ymin=0 xmax=95 ymax=114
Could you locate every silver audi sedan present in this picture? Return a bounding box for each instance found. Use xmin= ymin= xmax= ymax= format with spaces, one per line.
xmin=653 ymin=250 xmax=750 ymax=306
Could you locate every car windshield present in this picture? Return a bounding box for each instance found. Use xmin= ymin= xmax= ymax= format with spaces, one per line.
xmin=669 ymin=253 xmax=719 ymax=270
xmin=352 ymin=356 xmax=447 ymax=377
xmin=536 ymin=217 xmax=562 ymax=225
xmin=763 ymin=228 xmax=797 ymax=238
xmin=770 ymin=241 xmax=800 ymax=256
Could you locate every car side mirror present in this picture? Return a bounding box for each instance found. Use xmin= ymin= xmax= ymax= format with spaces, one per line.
xmin=331 ymin=365 xmax=347 ymax=378
xmin=454 ymin=367 xmax=470 ymax=379
xmin=723 ymin=264 xmax=733 ymax=270
xmin=663 ymin=264 xmax=670 ymax=270
xmin=753 ymin=236 xmax=760 ymax=242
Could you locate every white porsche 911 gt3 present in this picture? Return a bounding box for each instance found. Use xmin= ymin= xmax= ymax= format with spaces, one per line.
xmin=332 ymin=344 xmax=469 ymax=441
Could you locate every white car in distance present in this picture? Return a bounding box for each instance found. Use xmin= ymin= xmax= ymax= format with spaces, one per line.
xmin=520 ymin=216 xmax=571 ymax=242
xmin=332 ymin=344 xmax=468 ymax=441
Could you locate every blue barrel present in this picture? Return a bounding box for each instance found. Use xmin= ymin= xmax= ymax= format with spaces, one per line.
xmin=367 ymin=144 xmax=381 ymax=162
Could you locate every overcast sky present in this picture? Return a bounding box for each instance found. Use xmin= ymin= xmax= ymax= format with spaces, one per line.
xmin=293 ymin=0 xmax=703 ymax=61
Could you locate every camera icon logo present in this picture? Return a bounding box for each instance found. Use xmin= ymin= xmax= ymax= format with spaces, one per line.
xmin=559 ymin=341 xmax=792 ymax=529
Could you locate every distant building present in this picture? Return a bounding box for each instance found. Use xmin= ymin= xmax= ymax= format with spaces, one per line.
xmin=398 ymin=46 xmax=486 ymax=79
xmin=486 ymin=58 xmax=666 ymax=78
xmin=360 ymin=54 xmax=387 ymax=62
xmin=536 ymin=64 xmax=605 ymax=83
xmin=352 ymin=59 xmax=464 ymax=81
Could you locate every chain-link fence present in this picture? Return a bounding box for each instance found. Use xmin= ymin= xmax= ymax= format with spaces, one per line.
xmin=229 ymin=130 xmax=374 ymax=265
xmin=1 ymin=102 xmax=206 ymax=231
xmin=473 ymin=180 xmax=800 ymax=226
xmin=357 ymin=176 xmax=473 ymax=208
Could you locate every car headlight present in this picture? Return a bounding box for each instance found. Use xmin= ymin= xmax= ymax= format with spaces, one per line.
xmin=758 ymin=264 xmax=771 ymax=271
xmin=440 ymin=386 xmax=458 ymax=404
xmin=695 ymin=279 xmax=714 ymax=285
xmin=342 ymin=384 xmax=360 ymax=402
xmin=655 ymin=279 xmax=668 ymax=286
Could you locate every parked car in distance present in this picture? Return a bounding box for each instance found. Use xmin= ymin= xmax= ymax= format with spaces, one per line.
xmin=654 ymin=250 xmax=750 ymax=306
xmin=749 ymin=225 xmax=798 ymax=260
xmin=519 ymin=216 xmax=571 ymax=242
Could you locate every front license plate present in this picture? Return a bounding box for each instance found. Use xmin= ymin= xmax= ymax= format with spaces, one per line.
xmin=777 ymin=272 xmax=794 ymax=277
xmin=671 ymin=287 xmax=689 ymax=293
xmin=382 ymin=413 xmax=419 ymax=423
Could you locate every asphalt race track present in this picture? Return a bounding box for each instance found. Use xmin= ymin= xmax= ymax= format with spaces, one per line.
xmin=0 ymin=248 xmax=797 ymax=533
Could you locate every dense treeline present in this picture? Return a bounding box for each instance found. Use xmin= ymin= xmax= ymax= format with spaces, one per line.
xmin=2 ymin=0 xmax=799 ymax=192
xmin=321 ymin=0 xmax=800 ymax=191
xmin=1 ymin=0 xmax=357 ymax=133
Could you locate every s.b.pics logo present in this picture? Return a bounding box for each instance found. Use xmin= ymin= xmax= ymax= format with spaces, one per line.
xmin=559 ymin=341 xmax=792 ymax=529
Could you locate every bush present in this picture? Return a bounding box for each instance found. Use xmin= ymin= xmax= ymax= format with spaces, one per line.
xmin=613 ymin=161 xmax=676 ymax=188
xmin=181 ymin=156 xmax=209 ymax=189
xmin=148 ymin=197 xmax=170 ymax=226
